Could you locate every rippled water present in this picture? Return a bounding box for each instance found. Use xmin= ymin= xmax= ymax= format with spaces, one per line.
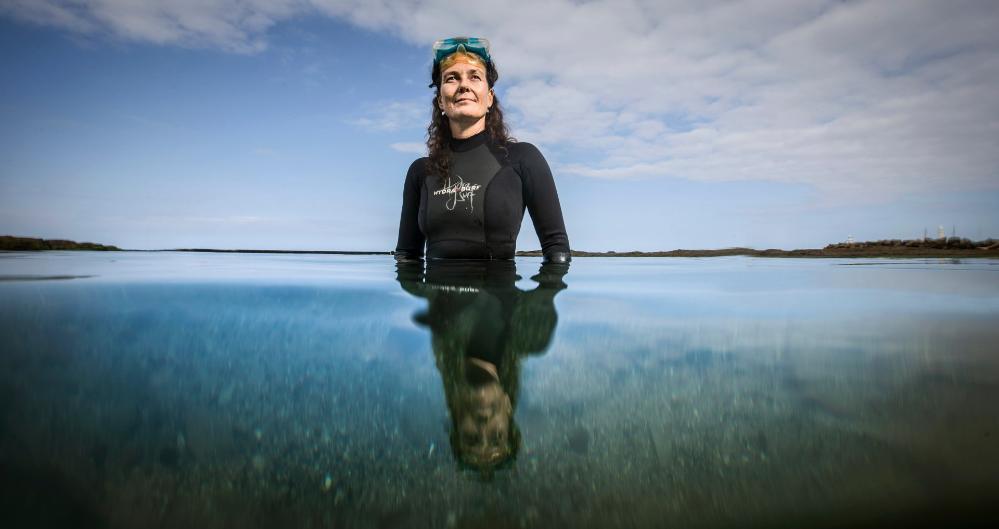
xmin=1 ymin=251 xmax=997 ymax=528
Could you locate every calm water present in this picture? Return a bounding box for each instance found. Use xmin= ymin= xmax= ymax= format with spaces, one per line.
xmin=1 ymin=251 xmax=997 ymax=528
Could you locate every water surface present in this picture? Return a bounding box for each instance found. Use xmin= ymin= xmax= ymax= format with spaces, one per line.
xmin=1 ymin=251 xmax=997 ymax=528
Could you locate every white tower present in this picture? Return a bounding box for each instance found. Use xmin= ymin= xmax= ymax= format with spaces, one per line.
xmin=938 ymin=225 xmax=945 ymax=240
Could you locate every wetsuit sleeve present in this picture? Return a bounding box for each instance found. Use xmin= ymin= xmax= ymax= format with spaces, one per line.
xmin=517 ymin=144 xmax=571 ymax=263
xmin=395 ymin=159 xmax=426 ymax=260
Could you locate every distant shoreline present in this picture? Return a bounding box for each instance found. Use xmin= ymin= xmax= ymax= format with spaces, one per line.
xmin=167 ymin=248 xmax=393 ymax=255
xmin=4 ymin=235 xmax=998 ymax=258
xmin=519 ymin=247 xmax=999 ymax=258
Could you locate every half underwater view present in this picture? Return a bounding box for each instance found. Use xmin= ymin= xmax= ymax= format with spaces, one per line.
xmin=1 ymin=251 xmax=997 ymax=529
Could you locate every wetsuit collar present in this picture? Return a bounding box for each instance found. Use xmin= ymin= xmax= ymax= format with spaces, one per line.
xmin=449 ymin=130 xmax=489 ymax=153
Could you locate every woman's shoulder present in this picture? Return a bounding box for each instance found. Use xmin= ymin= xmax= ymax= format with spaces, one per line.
xmin=503 ymin=141 xmax=549 ymax=173
xmin=405 ymin=157 xmax=429 ymax=180
xmin=407 ymin=156 xmax=429 ymax=171
xmin=505 ymin=141 xmax=544 ymax=159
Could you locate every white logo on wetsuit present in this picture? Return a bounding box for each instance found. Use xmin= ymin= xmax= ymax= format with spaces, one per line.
xmin=433 ymin=174 xmax=481 ymax=213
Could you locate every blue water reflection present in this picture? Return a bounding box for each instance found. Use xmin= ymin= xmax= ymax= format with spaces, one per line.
xmin=0 ymin=252 xmax=997 ymax=528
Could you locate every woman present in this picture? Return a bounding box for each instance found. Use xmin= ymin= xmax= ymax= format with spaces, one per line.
xmin=395 ymin=37 xmax=571 ymax=263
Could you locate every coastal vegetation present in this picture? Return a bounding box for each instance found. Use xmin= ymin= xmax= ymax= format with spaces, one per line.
xmin=519 ymin=238 xmax=999 ymax=258
xmin=0 ymin=236 xmax=119 ymax=251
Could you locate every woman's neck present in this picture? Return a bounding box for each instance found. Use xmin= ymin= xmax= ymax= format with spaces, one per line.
xmin=449 ymin=117 xmax=486 ymax=139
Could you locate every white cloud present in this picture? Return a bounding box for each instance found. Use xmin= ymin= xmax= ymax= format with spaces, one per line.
xmin=349 ymin=100 xmax=426 ymax=132
xmin=0 ymin=0 xmax=304 ymax=52
xmin=3 ymin=0 xmax=998 ymax=197
xmin=390 ymin=142 xmax=426 ymax=155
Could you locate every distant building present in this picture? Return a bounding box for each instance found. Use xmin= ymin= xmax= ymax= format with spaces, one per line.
xmin=938 ymin=225 xmax=945 ymax=240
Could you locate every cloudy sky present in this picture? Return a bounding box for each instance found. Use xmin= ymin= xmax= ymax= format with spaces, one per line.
xmin=1 ymin=0 xmax=997 ymax=251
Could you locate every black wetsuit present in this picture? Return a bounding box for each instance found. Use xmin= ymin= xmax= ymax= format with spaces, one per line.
xmin=395 ymin=131 xmax=571 ymax=263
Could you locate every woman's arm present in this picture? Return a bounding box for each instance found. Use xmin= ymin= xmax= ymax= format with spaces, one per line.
xmin=516 ymin=143 xmax=571 ymax=263
xmin=395 ymin=159 xmax=427 ymax=260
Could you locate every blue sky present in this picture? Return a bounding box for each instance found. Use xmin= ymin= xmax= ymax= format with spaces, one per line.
xmin=1 ymin=0 xmax=997 ymax=251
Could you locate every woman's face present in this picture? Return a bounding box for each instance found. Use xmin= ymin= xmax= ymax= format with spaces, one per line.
xmin=439 ymin=61 xmax=493 ymax=125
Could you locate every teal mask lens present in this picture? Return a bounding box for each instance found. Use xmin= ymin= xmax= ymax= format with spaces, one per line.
xmin=433 ymin=37 xmax=491 ymax=66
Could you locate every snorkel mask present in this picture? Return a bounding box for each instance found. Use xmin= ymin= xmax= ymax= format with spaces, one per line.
xmin=430 ymin=37 xmax=496 ymax=90
xmin=433 ymin=37 xmax=491 ymax=69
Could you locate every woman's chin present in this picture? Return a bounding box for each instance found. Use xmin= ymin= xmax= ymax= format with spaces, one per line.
xmin=448 ymin=111 xmax=486 ymax=123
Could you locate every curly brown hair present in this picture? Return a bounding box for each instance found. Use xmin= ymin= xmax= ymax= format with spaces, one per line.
xmin=426 ymin=58 xmax=514 ymax=179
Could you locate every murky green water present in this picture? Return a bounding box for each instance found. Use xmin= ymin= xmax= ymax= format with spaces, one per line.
xmin=1 ymin=252 xmax=997 ymax=528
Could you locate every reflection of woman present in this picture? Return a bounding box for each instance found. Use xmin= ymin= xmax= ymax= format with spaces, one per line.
xmin=395 ymin=37 xmax=571 ymax=264
xmin=396 ymin=259 xmax=569 ymax=471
